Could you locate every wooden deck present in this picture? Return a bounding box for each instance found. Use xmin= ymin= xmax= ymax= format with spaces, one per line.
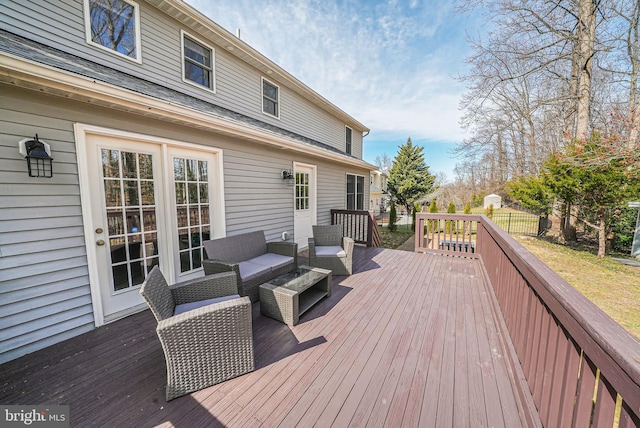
xmin=0 ymin=247 xmax=538 ymax=427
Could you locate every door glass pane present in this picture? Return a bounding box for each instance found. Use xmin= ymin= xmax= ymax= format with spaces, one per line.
xmin=123 ymin=180 xmax=139 ymax=206
xmin=102 ymin=149 xmax=120 ymax=178
xmin=140 ymin=181 xmax=154 ymax=205
xmin=139 ymin=154 xmax=153 ymax=179
xmin=174 ymin=157 xmax=211 ymax=273
xmin=175 ymin=182 xmax=186 ymax=204
xmin=199 ymin=183 xmax=208 ymax=203
xmin=199 ymin=161 xmax=208 ymax=180
xmin=101 ymin=148 xmax=158 ymax=292
xmin=174 ymin=158 xmax=185 ymax=180
xmin=122 ymin=152 xmax=137 ymax=178
xmin=295 ymin=172 xmax=310 ymax=211
xmin=104 ymin=180 xmax=121 ymax=207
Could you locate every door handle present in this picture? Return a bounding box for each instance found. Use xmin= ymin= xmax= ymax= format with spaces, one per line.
xmin=96 ymin=240 xmax=105 ymax=246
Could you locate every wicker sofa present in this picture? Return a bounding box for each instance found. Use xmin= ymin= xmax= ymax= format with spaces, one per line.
xmin=202 ymin=231 xmax=298 ymax=302
xmin=139 ymin=266 xmax=254 ymax=401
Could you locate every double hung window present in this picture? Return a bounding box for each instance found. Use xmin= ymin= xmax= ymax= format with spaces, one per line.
xmin=85 ymin=0 xmax=141 ymax=62
xmin=182 ymin=32 xmax=215 ymax=91
xmin=345 ymin=126 xmax=353 ymax=155
xmin=262 ymin=78 xmax=280 ymax=118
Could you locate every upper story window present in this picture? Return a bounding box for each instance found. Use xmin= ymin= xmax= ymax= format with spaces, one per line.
xmin=182 ymin=31 xmax=215 ymax=92
xmin=345 ymin=126 xmax=353 ymax=155
xmin=84 ymin=0 xmax=141 ymax=63
xmin=262 ymin=77 xmax=280 ymax=119
xmin=346 ymin=174 xmax=365 ymax=210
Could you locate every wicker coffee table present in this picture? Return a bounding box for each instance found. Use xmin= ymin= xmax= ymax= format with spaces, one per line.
xmin=259 ymin=265 xmax=332 ymax=326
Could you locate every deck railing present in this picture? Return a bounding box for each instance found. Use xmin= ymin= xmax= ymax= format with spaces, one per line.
xmin=414 ymin=213 xmax=479 ymax=257
xmin=415 ymin=213 xmax=640 ymax=427
xmin=331 ymin=209 xmax=382 ymax=247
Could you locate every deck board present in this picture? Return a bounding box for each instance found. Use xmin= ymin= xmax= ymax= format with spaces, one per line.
xmin=0 ymin=247 xmax=539 ymax=427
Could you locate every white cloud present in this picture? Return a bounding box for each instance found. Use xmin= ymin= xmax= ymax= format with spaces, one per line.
xmin=186 ymin=0 xmax=473 ymax=145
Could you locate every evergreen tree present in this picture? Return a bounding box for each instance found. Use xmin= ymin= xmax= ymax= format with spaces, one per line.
xmin=388 ymin=203 xmax=397 ymax=232
xmin=387 ymin=138 xmax=436 ymax=215
xmin=446 ymin=201 xmax=456 ymax=233
xmin=412 ymin=201 xmax=422 ymax=230
xmin=428 ymin=199 xmax=438 ymax=232
xmin=507 ymin=132 xmax=640 ymax=257
xmin=486 ymin=204 xmax=494 ymax=219
xmin=546 ymin=133 xmax=640 ymax=257
xmin=506 ymin=176 xmax=553 ymax=214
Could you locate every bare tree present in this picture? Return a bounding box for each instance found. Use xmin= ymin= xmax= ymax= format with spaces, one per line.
xmin=374 ymin=153 xmax=393 ymax=172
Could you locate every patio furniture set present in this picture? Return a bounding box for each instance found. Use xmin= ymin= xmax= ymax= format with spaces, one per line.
xmin=139 ymin=224 xmax=353 ymax=400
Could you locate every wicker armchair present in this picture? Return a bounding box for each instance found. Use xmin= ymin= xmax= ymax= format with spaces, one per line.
xmin=308 ymin=224 xmax=354 ymax=276
xmin=140 ymin=266 xmax=254 ymax=401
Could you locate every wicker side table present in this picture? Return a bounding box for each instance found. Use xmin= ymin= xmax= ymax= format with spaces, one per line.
xmin=259 ymin=265 xmax=332 ymax=326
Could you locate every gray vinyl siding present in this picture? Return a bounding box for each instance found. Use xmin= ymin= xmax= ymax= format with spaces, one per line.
xmin=0 ymin=84 xmax=367 ymax=362
xmin=316 ymin=166 xmax=370 ymax=225
xmin=0 ymin=100 xmax=94 ymax=364
xmin=0 ymin=0 xmax=364 ymax=157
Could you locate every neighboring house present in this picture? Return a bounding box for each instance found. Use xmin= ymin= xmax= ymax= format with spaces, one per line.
xmin=0 ymin=0 xmax=374 ymax=364
xmin=369 ymin=170 xmax=388 ymax=214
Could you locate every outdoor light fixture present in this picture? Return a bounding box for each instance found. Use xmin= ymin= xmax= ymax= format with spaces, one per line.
xmin=19 ymin=135 xmax=53 ymax=178
xmin=281 ymin=169 xmax=294 ymax=182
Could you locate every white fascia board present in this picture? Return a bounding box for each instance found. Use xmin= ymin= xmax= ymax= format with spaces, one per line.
xmin=0 ymin=52 xmax=375 ymax=171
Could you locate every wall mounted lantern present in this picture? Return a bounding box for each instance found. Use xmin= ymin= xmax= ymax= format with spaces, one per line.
xmin=19 ymin=135 xmax=53 ymax=178
xmin=281 ymin=169 xmax=294 ymax=185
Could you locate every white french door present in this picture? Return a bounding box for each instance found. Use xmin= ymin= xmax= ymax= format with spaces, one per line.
xmin=293 ymin=163 xmax=316 ymax=249
xmin=76 ymin=125 xmax=225 ymax=326
xmin=167 ymin=147 xmax=218 ymax=282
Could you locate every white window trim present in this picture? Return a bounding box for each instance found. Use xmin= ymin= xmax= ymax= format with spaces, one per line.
xmin=345 ymin=125 xmax=353 ymax=155
xmin=83 ymin=0 xmax=142 ymax=63
xmin=180 ymin=30 xmax=216 ymax=93
xmin=261 ymin=77 xmax=280 ymax=119
xmin=346 ymin=173 xmax=365 ymax=210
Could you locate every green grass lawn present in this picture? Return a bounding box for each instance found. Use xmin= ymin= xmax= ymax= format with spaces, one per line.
xmin=514 ymin=235 xmax=640 ymax=340
xmin=379 ymin=224 xmax=414 ymax=250
xmin=471 ymin=207 xmax=541 ymax=235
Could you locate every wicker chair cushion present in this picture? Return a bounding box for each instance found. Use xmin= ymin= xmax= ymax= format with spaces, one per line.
xmin=238 ymin=261 xmax=272 ymax=282
xmin=173 ymin=294 xmax=241 ymax=316
xmin=315 ymin=246 xmax=347 ymax=258
xmin=248 ymin=253 xmax=294 ymax=271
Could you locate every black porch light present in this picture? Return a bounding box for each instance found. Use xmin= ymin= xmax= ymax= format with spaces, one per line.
xmin=19 ymin=134 xmax=53 ymax=178
xmin=281 ymin=169 xmax=294 ymax=185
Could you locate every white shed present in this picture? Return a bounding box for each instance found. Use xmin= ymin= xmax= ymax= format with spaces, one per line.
xmin=484 ymin=194 xmax=502 ymax=209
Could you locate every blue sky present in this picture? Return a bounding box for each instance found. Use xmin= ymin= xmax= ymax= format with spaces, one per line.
xmin=186 ymin=0 xmax=482 ymax=181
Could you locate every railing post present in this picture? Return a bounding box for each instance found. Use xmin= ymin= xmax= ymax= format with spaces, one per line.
xmin=367 ymin=213 xmax=373 ymax=247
